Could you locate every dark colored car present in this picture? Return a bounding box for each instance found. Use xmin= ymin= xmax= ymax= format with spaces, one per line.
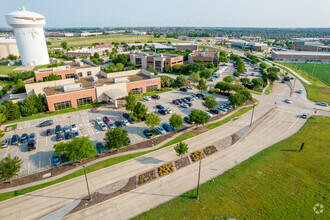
xmin=140 ymin=116 xmax=146 ymax=121
xmin=65 ymin=132 xmax=72 ymax=140
xmin=158 ymin=109 xmax=167 ymax=115
xmin=38 ymin=120 xmax=53 ymax=127
xmin=29 ymin=133 xmax=36 ymax=141
xmin=180 ymin=88 xmax=188 ymax=92
xmin=52 ymin=155 xmax=61 ymax=166
xmin=210 ymin=109 xmax=221 ymax=114
xmin=55 ymin=125 xmax=62 ymax=134
xmin=172 ymin=100 xmax=180 ymax=105
xmin=156 ymin=105 xmax=165 ymax=110
xmin=123 ymin=113 xmax=130 ymax=119
xmin=73 ymin=131 xmax=79 ymax=138
xmin=176 ymin=99 xmax=183 ymax=104
xmin=162 ymin=123 xmax=173 ymax=132
xmin=96 ymin=142 xmax=105 ymax=153
xmin=103 ymin=116 xmax=110 ymax=124
xmin=1 ymin=139 xmax=10 ymax=148
xmin=56 ymin=134 xmax=63 ymax=141
xmin=27 ymin=139 xmax=36 ymax=151
xmin=21 ymin=133 xmax=28 ymax=143
xmin=11 ymin=134 xmax=19 ymax=145
xmin=196 ymin=93 xmax=205 ymax=99
xmin=186 ymin=102 xmax=193 ymax=107
xmin=143 ymin=129 xmax=153 ymax=139
xmin=182 ymin=98 xmax=189 ymax=103
xmin=301 ymin=113 xmax=308 ymax=119
xmin=127 ymin=117 xmax=135 ymax=124
xmin=184 ymin=116 xmax=193 ymax=124
xmin=115 ymin=121 xmax=123 ymax=127
xmin=46 ymin=129 xmax=52 ymax=136
xmin=151 ymin=94 xmax=160 ymax=99
xmin=185 ymin=97 xmax=192 ymax=102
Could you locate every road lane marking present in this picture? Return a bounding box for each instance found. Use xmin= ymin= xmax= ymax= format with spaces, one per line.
xmin=289 ymin=116 xmax=300 ymax=129
xmin=268 ymin=111 xmax=282 ymax=125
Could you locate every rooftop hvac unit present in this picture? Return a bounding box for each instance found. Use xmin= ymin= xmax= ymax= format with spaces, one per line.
xmin=77 ymin=61 xmax=84 ymax=67
xmin=62 ymin=83 xmax=82 ymax=92
xmin=91 ymin=75 xmax=98 ymax=82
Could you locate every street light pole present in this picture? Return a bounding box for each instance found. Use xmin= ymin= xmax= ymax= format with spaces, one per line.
xmin=250 ymin=104 xmax=255 ymax=127
xmin=196 ymin=159 xmax=202 ymax=200
xmin=82 ymin=165 xmax=92 ymax=201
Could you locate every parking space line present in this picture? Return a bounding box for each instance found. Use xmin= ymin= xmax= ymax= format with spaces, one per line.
xmin=289 ymin=116 xmax=300 ymax=129
xmin=4 ymin=145 xmax=10 ymax=158
xmin=15 ymin=148 xmax=19 ymax=156
xmin=45 ymin=134 xmax=48 ymax=151
xmin=134 ymin=134 xmax=141 ymax=142
xmin=36 ymin=134 xmax=39 ymax=150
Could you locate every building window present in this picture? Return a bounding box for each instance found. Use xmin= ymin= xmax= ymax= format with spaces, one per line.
xmin=130 ymin=87 xmax=142 ymax=95
xmin=178 ymin=60 xmax=183 ymax=63
xmin=77 ymin=96 xmax=93 ymax=106
xmin=146 ymin=85 xmax=157 ymax=93
xmin=65 ymin=73 xmax=75 ymax=79
xmin=78 ymin=72 xmax=83 ymax=77
xmin=155 ymin=60 xmax=161 ymax=67
xmin=87 ymin=71 xmax=92 ymax=76
xmin=136 ymin=58 xmax=142 ymax=65
xmin=54 ymin=100 xmax=72 ymax=111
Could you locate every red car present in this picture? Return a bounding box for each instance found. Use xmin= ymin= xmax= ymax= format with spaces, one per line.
xmin=103 ymin=116 xmax=110 ymax=124
xmin=172 ymin=100 xmax=180 ymax=105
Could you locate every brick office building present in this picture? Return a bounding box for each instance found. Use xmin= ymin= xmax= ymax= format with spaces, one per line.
xmin=188 ymin=50 xmax=220 ymax=66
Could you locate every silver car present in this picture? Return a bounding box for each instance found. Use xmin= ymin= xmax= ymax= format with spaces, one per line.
xmin=155 ymin=126 xmax=166 ymax=134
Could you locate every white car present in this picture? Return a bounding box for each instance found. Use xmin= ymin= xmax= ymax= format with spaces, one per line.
xmin=180 ymin=103 xmax=188 ymax=108
xmin=206 ymin=112 xmax=213 ymax=118
xmin=187 ymin=86 xmax=194 ymax=90
xmin=71 ymin=124 xmax=78 ymax=131
xmin=143 ymin=96 xmax=152 ymax=101
xmin=155 ymin=126 xmax=166 ymax=134
xmin=121 ymin=119 xmax=129 ymax=126
xmin=95 ymin=117 xmax=102 ymax=124
xmin=165 ymin=109 xmax=172 ymax=114
xmin=285 ymin=99 xmax=292 ymax=104
xmin=100 ymin=123 xmax=107 ymax=131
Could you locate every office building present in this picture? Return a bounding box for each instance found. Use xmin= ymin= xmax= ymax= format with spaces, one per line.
xmin=188 ymin=50 xmax=220 ymax=66
xmin=0 ymin=37 xmax=19 ymax=59
xmin=172 ymin=43 xmax=198 ymax=51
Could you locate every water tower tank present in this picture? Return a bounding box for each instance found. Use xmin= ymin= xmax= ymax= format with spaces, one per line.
xmin=6 ymin=7 xmax=49 ymax=66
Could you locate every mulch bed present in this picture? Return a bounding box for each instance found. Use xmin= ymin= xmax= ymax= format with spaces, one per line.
xmin=68 ymin=176 xmax=136 ymax=215
xmin=203 ymin=145 xmax=218 ymax=156
xmin=138 ymin=170 xmax=156 ymax=185
xmin=190 ymin=151 xmax=204 ymax=162
xmin=174 ymin=156 xmax=190 ymax=170
xmin=0 ymin=130 xmax=180 ymax=189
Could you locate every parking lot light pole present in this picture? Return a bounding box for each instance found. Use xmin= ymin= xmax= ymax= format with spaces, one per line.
xmin=250 ymin=104 xmax=255 ymax=127
xmin=82 ymin=165 xmax=92 ymax=201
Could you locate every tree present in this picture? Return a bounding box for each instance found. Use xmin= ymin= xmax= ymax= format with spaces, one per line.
xmin=199 ymin=69 xmax=212 ymax=79
xmin=252 ymin=78 xmax=264 ymax=88
xmin=0 ymin=129 xmax=5 ymax=139
xmin=0 ymin=154 xmax=22 ymax=183
xmin=174 ymin=142 xmax=189 ymax=163
xmin=175 ymin=75 xmax=188 ymax=87
xmin=133 ymin=102 xmax=148 ymax=119
xmin=44 ymin=73 xmax=61 ymax=82
xmin=223 ymin=75 xmax=234 ymax=83
xmin=267 ymin=72 xmax=279 ymax=82
xmin=229 ymin=88 xmax=252 ymax=106
xmin=8 ymin=54 xmax=17 ymax=61
xmin=160 ymin=75 xmax=174 ymax=88
xmin=237 ymin=60 xmax=245 ymax=73
xmin=207 ymin=63 xmax=214 ymax=68
xmin=259 ymin=63 xmax=267 ymax=69
xmin=0 ymin=113 xmax=6 ymax=125
xmin=169 ymin=113 xmax=184 ymax=131
xmin=215 ymin=81 xmax=232 ymax=94
xmin=189 ymin=110 xmax=209 ymax=129
xmin=12 ymin=79 xmax=26 ymax=94
xmin=131 ymin=45 xmax=136 ymax=50
xmin=127 ymin=62 xmax=136 ymax=68
xmin=116 ymin=63 xmax=124 ymax=71
xmin=233 ymin=71 xmax=240 ymax=77
xmin=61 ymin=41 xmax=68 ymax=50
xmin=163 ymin=65 xmax=173 ymax=73
xmin=108 ymin=62 xmax=116 ymax=72
xmin=145 ymin=113 xmax=161 ymax=130
xmin=197 ymin=78 xmax=207 ymax=93
xmin=114 ymin=54 xmax=128 ymax=65
xmin=105 ymin=50 xmax=110 ymax=56
xmin=93 ymin=53 xmax=100 ymax=59
xmin=1 ymin=101 xmax=21 ymax=121
xmin=147 ymin=66 xmax=158 ymax=75
xmin=104 ymin=127 xmax=129 ymax=151
xmin=202 ymin=97 xmax=217 ymax=110
xmin=125 ymin=92 xmax=137 ymax=112
xmin=20 ymin=98 xmax=38 ymax=116
xmin=189 ymin=72 xmax=200 ymax=84
xmin=219 ymin=56 xmax=228 ymax=63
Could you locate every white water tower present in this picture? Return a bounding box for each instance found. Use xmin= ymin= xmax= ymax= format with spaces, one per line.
xmin=6 ymin=7 xmax=49 ymax=66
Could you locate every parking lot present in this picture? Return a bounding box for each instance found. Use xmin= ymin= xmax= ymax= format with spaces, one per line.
xmin=0 ymin=88 xmax=229 ymax=177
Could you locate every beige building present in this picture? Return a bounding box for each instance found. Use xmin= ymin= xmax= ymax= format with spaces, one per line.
xmin=0 ymin=37 xmax=19 ymax=59
xmin=188 ymin=50 xmax=220 ymax=66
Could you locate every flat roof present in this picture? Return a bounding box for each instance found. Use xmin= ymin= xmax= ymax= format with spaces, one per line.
xmin=172 ymin=43 xmax=197 ymax=46
xmin=273 ymin=51 xmax=330 ymax=56
xmin=67 ymin=48 xmax=108 ymax=53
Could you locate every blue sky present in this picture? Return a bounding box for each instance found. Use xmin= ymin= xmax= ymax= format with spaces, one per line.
xmin=1 ymin=0 xmax=329 ymax=28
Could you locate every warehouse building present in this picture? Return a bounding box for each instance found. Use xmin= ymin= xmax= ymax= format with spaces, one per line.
xmin=67 ymin=47 xmax=110 ymax=58
xmin=271 ymin=51 xmax=330 ymax=64
xmin=292 ymin=41 xmax=329 ymax=52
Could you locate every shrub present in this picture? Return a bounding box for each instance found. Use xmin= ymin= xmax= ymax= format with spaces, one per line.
xmin=138 ymin=170 xmax=156 ymax=185
xmin=203 ymin=145 xmax=217 ymax=156
xmin=191 ymin=151 xmax=204 ymax=162
xmin=158 ymin=163 xmax=174 ymax=176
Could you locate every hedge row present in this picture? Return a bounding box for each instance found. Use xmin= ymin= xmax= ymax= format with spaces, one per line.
xmin=0 ymin=82 xmax=15 ymax=99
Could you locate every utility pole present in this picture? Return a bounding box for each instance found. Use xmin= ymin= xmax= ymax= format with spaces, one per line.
xmin=82 ymin=165 xmax=92 ymax=201
xmin=196 ymin=159 xmax=202 ymax=200
xmin=250 ymin=104 xmax=255 ymax=127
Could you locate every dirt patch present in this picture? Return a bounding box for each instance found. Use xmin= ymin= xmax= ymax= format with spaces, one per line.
xmin=174 ymin=156 xmax=190 ymax=170
xmin=138 ymin=170 xmax=156 ymax=185
xmin=203 ymin=145 xmax=218 ymax=156
xmin=68 ymin=176 xmax=136 ymax=215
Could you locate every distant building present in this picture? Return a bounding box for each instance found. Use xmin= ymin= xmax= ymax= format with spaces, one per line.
xmin=172 ymin=43 xmax=198 ymax=51
xmin=215 ymin=37 xmax=229 ymax=42
xmin=67 ymin=47 xmax=110 ymax=58
xmin=125 ymin=52 xmax=183 ymax=72
xmin=188 ymin=50 xmax=220 ymax=66
xmin=271 ymin=51 xmax=330 ymax=64
xmin=127 ymin=43 xmax=175 ymax=52
xmin=292 ymin=41 xmax=329 ymax=52
xmin=132 ymin=30 xmax=146 ymax=35
xmin=0 ymin=37 xmax=19 ymax=59
xmin=231 ymin=41 xmax=270 ymax=52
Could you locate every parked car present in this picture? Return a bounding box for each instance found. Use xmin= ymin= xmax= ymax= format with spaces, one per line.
xmin=123 ymin=113 xmax=130 ymax=119
xmin=143 ymin=96 xmax=152 ymax=101
xmin=297 ymin=89 xmax=303 ymax=94
xmin=143 ymin=129 xmax=153 ymax=139
xmin=107 ymin=122 xmax=115 ymax=129
xmin=56 ymin=134 xmax=63 ymax=141
xmin=184 ymin=116 xmax=194 ymax=124
xmin=63 ymin=125 xmax=70 ymax=133
xmin=121 ymin=119 xmax=129 ymax=126
xmin=182 ymin=98 xmax=189 ymax=103
xmin=115 ymin=121 xmax=123 ymax=127
xmin=180 ymin=103 xmax=188 ymax=108
xmin=38 ymin=120 xmax=53 ymax=127
xmin=103 ymin=116 xmax=110 ymax=124
xmin=172 ymin=100 xmax=180 ymax=105
xmin=156 ymin=105 xmax=165 ymax=110
xmin=186 ymin=102 xmax=193 ymax=107
xmin=301 ymin=113 xmax=308 ymax=119
xmin=185 ymin=97 xmax=192 ymax=102
xmin=1 ymin=139 xmax=10 ymax=148
xmin=162 ymin=123 xmax=173 ymax=132
xmin=205 ymin=112 xmax=213 ymax=118
xmin=210 ymin=109 xmax=221 ymax=114
xmin=65 ymin=132 xmax=72 ymax=140
xmin=285 ymin=99 xmax=292 ymax=104
xmin=52 ymin=155 xmax=61 ymax=166
xmin=71 ymin=124 xmax=77 ymax=131
xmin=155 ymin=126 xmax=166 ymax=134
xmin=151 ymin=94 xmax=160 ymax=99
xmin=100 ymin=123 xmax=108 ymax=131
xmin=180 ymin=87 xmax=188 ymax=92
xmin=21 ymin=133 xmax=28 ymax=143
xmin=191 ymin=94 xmax=198 ymax=99
xmin=96 ymin=142 xmax=105 ymax=153
xmin=165 ymin=109 xmax=172 ymax=114
xmin=316 ymin=102 xmax=328 ymax=106
xmin=46 ymin=129 xmax=52 ymax=136
xmin=27 ymin=139 xmax=36 ymax=151
xmin=158 ymin=109 xmax=167 ymax=115
xmin=29 ymin=133 xmax=36 ymax=141
xmin=73 ymin=131 xmax=79 ymax=138
xmin=187 ymin=86 xmax=194 ymax=90
xmin=55 ymin=125 xmax=62 ymax=134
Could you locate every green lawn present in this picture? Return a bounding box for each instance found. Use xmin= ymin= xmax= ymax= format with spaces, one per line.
xmin=265 ymin=85 xmax=273 ymax=95
xmin=0 ymin=80 xmax=12 ymax=88
xmin=0 ymin=65 xmax=21 ymax=75
xmin=290 ymin=63 xmax=330 ymax=86
xmin=278 ymin=63 xmax=330 ymax=104
xmin=135 ymin=116 xmax=330 ymax=220
xmin=198 ymin=45 xmax=221 ymax=51
xmin=0 ymin=106 xmax=253 ymax=202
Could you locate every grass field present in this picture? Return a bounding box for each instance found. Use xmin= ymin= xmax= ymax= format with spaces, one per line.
xmin=278 ymin=62 xmax=330 ymax=104
xmin=290 ymin=63 xmax=330 ymax=86
xmin=135 ymin=115 xmax=330 ymax=220
xmin=198 ymin=45 xmax=221 ymax=51
xmin=47 ymin=34 xmax=186 ymax=47
xmin=0 ymin=64 xmax=21 ymax=76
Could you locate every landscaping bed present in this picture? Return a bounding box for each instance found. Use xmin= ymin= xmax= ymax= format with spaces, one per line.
xmin=138 ymin=170 xmax=156 ymax=185
xmin=190 ymin=151 xmax=204 ymax=162
xmin=203 ymin=145 xmax=217 ymax=156
xmin=174 ymin=156 xmax=190 ymax=170
xmin=158 ymin=163 xmax=174 ymax=176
